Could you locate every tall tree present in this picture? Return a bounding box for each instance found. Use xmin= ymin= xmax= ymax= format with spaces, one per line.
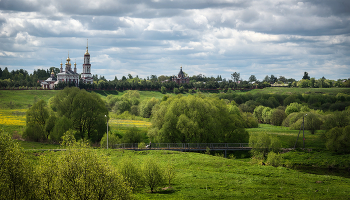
xmin=263 ymin=75 xmax=270 ymax=83
xmin=231 ymin=72 xmax=240 ymax=83
xmin=302 ymin=72 xmax=310 ymax=80
xmin=248 ymin=75 xmax=257 ymax=83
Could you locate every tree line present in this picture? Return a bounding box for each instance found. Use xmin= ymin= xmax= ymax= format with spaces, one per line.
xmin=2 ymin=67 xmax=349 ymax=90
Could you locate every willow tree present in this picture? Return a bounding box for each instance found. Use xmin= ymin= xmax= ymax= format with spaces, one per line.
xmin=148 ymin=95 xmax=248 ymax=143
xmin=50 ymin=87 xmax=108 ymax=142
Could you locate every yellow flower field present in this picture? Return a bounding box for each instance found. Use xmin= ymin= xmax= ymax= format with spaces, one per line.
xmin=109 ymin=119 xmax=151 ymax=127
xmin=0 ymin=109 xmax=26 ymax=126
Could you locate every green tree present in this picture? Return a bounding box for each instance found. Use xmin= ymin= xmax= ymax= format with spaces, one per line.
xmin=118 ymin=157 xmax=144 ymax=192
xmin=231 ymin=72 xmax=240 ymax=83
xmin=248 ymin=75 xmax=257 ymax=83
xmin=304 ymin=112 xmax=323 ymax=134
xmin=270 ymin=109 xmax=286 ymax=126
xmin=325 ymin=126 xmax=350 ymax=153
xmin=100 ymin=133 xmax=121 ymax=149
xmin=51 ymin=116 xmax=73 ymax=142
xmin=302 ymin=72 xmax=310 ymax=80
xmin=24 ymin=99 xmax=49 ymax=141
xmin=51 ymin=87 xmax=108 ymax=142
xmin=161 ymin=86 xmax=166 ymax=94
xmin=149 ymin=95 xmax=248 ymax=143
xmin=123 ymin=126 xmax=143 ymax=143
xmin=0 ymin=132 xmax=34 ymax=200
xmin=139 ymin=97 xmax=159 ymax=118
xmin=143 ymin=158 xmax=165 ymax=193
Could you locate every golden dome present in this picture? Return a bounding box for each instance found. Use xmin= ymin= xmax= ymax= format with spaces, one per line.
xmin=67 ymin=57 xmax=70 ymax=62
xmin=85 ymin=51 xmax=90 ymax=55
xmin=51 ymin=70 xmax=54 ymax=75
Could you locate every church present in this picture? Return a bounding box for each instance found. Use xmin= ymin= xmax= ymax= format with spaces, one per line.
xmin=41 ymin=40 xmax=93 ymax=89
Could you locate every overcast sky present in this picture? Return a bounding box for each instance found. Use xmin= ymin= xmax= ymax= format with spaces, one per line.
xmin=0 ymin=0 xmax=349 ymax=81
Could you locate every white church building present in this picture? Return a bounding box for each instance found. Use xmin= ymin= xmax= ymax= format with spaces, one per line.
xmin=41 ymin=40 xmax=93 ymax=89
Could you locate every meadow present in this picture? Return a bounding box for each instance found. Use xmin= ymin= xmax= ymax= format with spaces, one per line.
xmin=1 ymin=88 xmax=350 ymax=199
xmin=23 ymin=148 xmax=349 ymax=199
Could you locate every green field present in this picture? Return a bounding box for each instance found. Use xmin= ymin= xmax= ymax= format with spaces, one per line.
xmin=22 ymin=148 xmax=349 ymax=199
xmin=1 ymin=88 xmax=350 ymax=199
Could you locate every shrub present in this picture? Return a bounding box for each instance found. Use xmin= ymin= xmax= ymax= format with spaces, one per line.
xmin=123 ymin=126 xmax=143 ymax=143
xmin=118 ymin=157 xmax=144 ymax=192
xmin=143 ymin=158 xmax=165 ymax=193
xmin=173 ymin=88 xmax=179 ymax=94
xmin=325 ymin=125 xmax=350 ymax=153
xmin=0 ymin=132 xmax=34 ymax=199
xmin=270 ymin=109 xmax=286 ymax=126
xmin=100 ymin=133 xmax=121 ymax=148
xmin=266 ymin=152 xmax=282 ymax=167
xmin=161 ymin=86 xmax=166 ymax=94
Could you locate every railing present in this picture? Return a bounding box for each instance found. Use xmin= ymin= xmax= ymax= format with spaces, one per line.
xmin=112 ymin=143 xmax=250 ymax=150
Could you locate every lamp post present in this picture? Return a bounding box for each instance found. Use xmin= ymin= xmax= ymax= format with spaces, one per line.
xmin=303 ymin=114 xmax=307 ymax=148
xmin=105 ymin=115 xmax=108 ymax=149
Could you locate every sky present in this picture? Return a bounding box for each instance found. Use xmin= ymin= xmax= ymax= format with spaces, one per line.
xmin=0 ymin=0 xmax=349 ymax=81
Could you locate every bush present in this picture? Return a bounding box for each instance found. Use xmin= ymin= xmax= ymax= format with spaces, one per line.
xmin=143 ymin=158 xmax=165 ymax=193
xmin=0 ymin=133 xmax=34 ymax=199
xmin=249 ymin=133 xmax=282 ymax=159
xmin=266 ymin=152 xmax=282 ymax=167
xmin=161 ymin=86 xmax=166 ymax=94
xmin=270 ymin=109 xmax=286 ymax=126
xmin=325 ymin=125 xmax=350 ymax=153
xmin=173 ymin=88 xmax=179 ymax=94
xmin=123 ymin=126 xmax=143 ymax=143
xmin=118 ymin=157 xmax=144 ymax=192
xmin=100 ymin=133 xmax=121 ymax=148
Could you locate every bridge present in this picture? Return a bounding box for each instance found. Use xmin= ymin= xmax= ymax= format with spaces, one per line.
xmin=113 ymin=143 xmax=252 ymax=158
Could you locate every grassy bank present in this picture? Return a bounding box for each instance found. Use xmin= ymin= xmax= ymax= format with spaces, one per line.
xmin=23 ymin=149 xmax=350 ymax=199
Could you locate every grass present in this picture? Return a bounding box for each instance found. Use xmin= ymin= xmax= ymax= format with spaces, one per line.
xmin=0 ymin=90 xmax=58 ymax=109
xmin=247 ymin=124 xmax=326 ymax=149
xmin=103 ymin=149 xmax=350 ymax=199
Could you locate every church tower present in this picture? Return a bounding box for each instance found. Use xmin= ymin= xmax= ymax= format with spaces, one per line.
xmin=81 ymin=39 xmax=93 ymax=84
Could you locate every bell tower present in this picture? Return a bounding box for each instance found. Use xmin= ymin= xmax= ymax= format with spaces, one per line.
xmin=81 ymin=39 xmax=93 ymax=84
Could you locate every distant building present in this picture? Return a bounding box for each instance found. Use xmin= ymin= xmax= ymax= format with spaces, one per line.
xmin=56 ymin=54 xmax=80 ymax=87
xmin=173 ymin=67 xmax=189 ymax=84
xmin=41 ymin=71 xmax=57 ymax=89
xmin=81 ymin=40 xmax=93 ymax=84
xmin=41 ymin=40 xmax=93 ymax=89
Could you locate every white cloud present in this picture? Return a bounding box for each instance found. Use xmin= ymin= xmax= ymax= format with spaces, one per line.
xmin=0 ymin=0 xmax=349 ymax=80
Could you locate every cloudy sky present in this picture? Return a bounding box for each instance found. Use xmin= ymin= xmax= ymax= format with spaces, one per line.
xmin=1 ymin=0 xmax=349 ymax=81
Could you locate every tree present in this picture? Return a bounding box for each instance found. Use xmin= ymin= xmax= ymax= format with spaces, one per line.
xmin=122 ymin=126 xmax=143 ymax=143
xmin=50 ymin=87 xmax=108 ymax=142
xmin=139 ymin=97 xmax=159 ymax=118
xmin=270 ymin=75 xmax=277 ymax=84
xmin=302 ymin=72 xmax=310 ymax=80
xmin=149 ymin=95 xmax=248 ymax=143
xmin=325 ymin=125 xmax=350 ymax=153
xmin=0 ymin=132 xmax=34 ymax=200
xmin=263 ymin=75 xmax=270 ymax=83
xmin=249 ymin=133 xmax=281 ymax=159
xmin=278 ymin=76 xmax=287 ymax=83
xmin=143 ymin=158 xmax=165 ymax=193
xmin=118 ymin=157 xmax=144 ymax=192
xmin=248 ymin=75 xmax=257 ymax=83
xmin=24 ymin=99 xmax=50 ymax=141
xmin=231 ymin=72 xmax=240 ymax=83
xmin=304 ymin=112 xmax=322 ymax=134
xmin=270 ymin=109 xmax=286 ymax=126
xmin=38 ymin=133 xmax=133 ymax=199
